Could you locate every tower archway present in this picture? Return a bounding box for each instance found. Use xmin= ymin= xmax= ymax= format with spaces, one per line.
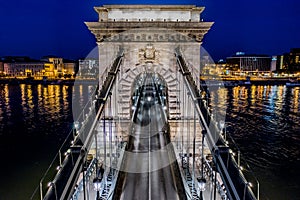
xmin=85 ymin=5 xmax=214 ymax=119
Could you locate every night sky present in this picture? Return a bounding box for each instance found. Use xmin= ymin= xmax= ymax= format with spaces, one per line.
xmin=0 ymin=0 xmax=300 ymax=61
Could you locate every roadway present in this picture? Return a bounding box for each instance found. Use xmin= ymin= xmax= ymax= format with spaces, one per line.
xmin=112 ymin=76 xmax=187 ymax=200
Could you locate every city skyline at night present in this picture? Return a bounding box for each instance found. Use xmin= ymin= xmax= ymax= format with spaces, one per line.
xmin=0 ymin=3 xmax=300 ymax=200
xmin=0 ymin=0 xmax=300 ymax=61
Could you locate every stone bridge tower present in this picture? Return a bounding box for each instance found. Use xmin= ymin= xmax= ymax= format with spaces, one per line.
xmin=85 ymin=5 xmax=213 ymax=119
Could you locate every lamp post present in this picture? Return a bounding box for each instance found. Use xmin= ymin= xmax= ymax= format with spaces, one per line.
xmin=243 ymin=182 xmax=252 ymax=200
xmin=80 ymin=148 xmax=87 ymax=200
xmin=224 ymin=123 xmax=227 ymax=141
xmin=93 ymin=177 xmax=101 ymax=200
xmin=219 ymin=120 xmax=226 ymax=141
xmin=109 ymin=94 xmax=113 ymax=174
xmin=73 ymin=121 xmax=79 ymax=139
xmin=93 ymin=165 xmax=104 ymax=200
xmin=201 ymin=130 xmax=207 ymax=178
xmin=95 ymin=129 xmax=98 ymax=182
xmin=256 ymin=179 xmax=260 ymax=200
xmin=198 ymin=129 xmax=207 ymax=199
xmin=103 ymin=111 xmax=106 ymax=173
xmin=197 ymin=177 xmax=206 ymax=200
xmin=115 ymin=135 xmax=118 ymax=153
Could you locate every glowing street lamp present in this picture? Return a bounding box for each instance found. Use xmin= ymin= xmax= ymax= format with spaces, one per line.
xmin=219 ymin=120 xmax=226 ymax=141
xmin=243 ymin=181 xmax=252 ymax=200
xmin=73 ymin=121 xmax=80 ymax=139
xmin=74 ymin=121 xmax=79 ymax=130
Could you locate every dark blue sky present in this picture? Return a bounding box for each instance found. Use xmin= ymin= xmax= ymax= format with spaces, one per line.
xmin=0 ymin=0 xmax=299 ymax=61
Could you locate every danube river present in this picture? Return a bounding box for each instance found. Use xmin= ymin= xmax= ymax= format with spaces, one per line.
xmin=0 ymin=83 xmax=94 ymax=200
xmin=209 ymin=85 xmax=300 ymax=199
xmin=0 ymin=84 xmax=299 ymax=199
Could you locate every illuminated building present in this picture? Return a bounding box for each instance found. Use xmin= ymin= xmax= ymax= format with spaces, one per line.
xmin=271 ymin=56 xmax=277 ymax=71
xmin=63 ymin=59 xmax=77 ymax=77
xmin=0 ymin=61 xmax=4 ymax=75
xmin=226 ymin=52 xmax=271 ymax=74
xmin=289 ymin=48 xmax=300 ymax=71
xmin=78 ymin=59 xmax=99 ymax=77
xmin=275 ymin=48 xmax=300 ymax=73
xmin=2 ymin=56 xmax=44 ymax=78
xmin=276 ymin=53 xmax=290 ymax=71
xmin=215 ymin=59 xmax=227 ymax=75
xmin=1 ymin=56 xmax=77 ymax=78
xmin=42 ymin=56 xmax=64 ymax=78
xmin=288 ymin=48 xmax=300 ymax=72
xmin=41 ymin=56 xmax=77 ymax=78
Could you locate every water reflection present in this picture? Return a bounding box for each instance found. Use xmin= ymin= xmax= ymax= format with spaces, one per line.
xmin=0 ymin=84 xmax=299 ymax=199
xmin=0 ymin=83 xmax=90 ymax=200
xmin=209 ymin=85 xmax=300 ymax=199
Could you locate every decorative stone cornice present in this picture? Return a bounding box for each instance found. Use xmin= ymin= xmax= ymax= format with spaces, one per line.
xmin=85 ymin=21 xmax=213 ymax=42
xmin=86 ymin=5 xmax=213 ymax=43
xmin=95 ymin=5 xmax=205 ymax=14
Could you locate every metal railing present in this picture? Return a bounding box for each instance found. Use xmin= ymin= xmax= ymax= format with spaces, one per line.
xmin=175 ymin=48 xmax=259 ymax=200
xmin=71 ymin=158 xmax=97 ymax=200
xmin=31 ymin=50 xmax=124 ymax=200
xmin=30 ymin=87 xmax=98 ymax=200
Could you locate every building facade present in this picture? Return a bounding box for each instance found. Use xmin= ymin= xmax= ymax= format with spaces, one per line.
xmin=271 ymin=56 xmax=277 ymax=72
xmin=226 ymin=53 xmax=271 ymax=73
xmin=277 ymin=48 xmax=300 ymax=72
xmin=64 ymin=62 xmax=76 ymax=75
xmin=85 ymin=4 xmax=213 ymax=118
xmin=1 ymin=56 xmax=77 ymax=78
xmin=0 ymin=61 xmax=3 ymax=75
xmin=42 ymin=56 xmax=76 ymax=78
xmin=276 ymin=53 xmax=290 ymax=72
xmin=4 ymin=62 xmax=44 ymax=78
xmin=289 ymin=48 xmax=300 ymax=71
xmin=2 ymin=57 xmax=44 ymax=78
xmin=78 ymin=59 xmax=99 ymax=77
xmin=43 ymin=57 xmax=64 ymax=78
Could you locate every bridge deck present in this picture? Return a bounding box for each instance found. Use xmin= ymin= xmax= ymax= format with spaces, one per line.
xmin=112 ymin=75 xmax=187 ymax=200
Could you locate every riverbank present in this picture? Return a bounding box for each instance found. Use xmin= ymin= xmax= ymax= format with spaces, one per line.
xmin=0 ymin=77 xmax=299 ymax=86
xmin=0 ymin=78 xmax=98 ymax=85
xmin=201 ymin=77 xmax=300 ymax=87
